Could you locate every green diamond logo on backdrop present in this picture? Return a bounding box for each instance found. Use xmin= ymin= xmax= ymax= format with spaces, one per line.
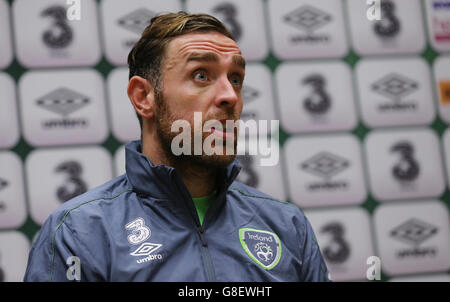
xmin=239 ymin=228 xmax=282 ymax=270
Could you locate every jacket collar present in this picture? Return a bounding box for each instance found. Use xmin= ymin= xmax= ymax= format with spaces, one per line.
xmin=125 ymin=140 xmax=242 ymax=200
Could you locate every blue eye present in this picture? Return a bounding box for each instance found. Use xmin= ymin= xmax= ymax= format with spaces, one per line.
xmin=193 ymin=70 xmax=208 ymax=82
xmin=230 ymin=75 xmax=243 ymax=87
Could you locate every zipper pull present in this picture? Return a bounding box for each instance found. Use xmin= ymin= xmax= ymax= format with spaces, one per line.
xmin=198 ymin=227 xmax=208 ymax=247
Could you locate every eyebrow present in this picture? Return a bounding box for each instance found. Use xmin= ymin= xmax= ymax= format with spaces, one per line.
xmin=232 ymin=54 xmax=246 ymax=70
xmin=186 ymin=52 xmax=246 ymax=70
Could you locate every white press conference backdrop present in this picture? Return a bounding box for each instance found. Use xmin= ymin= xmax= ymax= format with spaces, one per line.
xmin=1 ymin=0 xmax=450 ymax=282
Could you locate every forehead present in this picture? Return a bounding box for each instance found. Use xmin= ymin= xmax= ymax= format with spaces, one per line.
xmin=165 ymin=31 xmax=242 ymax=63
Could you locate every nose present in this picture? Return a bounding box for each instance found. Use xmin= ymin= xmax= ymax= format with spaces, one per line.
xmin=214 ymin=75 xmax=240 ymax=109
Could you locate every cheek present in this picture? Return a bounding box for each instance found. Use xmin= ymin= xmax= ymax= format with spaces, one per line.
xmin=162 ymin=79 xmax=224 ymax=121
xmin=237 ymin=98 xmax=244 ymax=114
xmin=164 ymin=82 xmax=206 ymax=107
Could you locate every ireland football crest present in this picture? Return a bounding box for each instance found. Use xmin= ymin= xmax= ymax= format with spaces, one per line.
xmin=239 ymin=228 xmax=282 ymax=270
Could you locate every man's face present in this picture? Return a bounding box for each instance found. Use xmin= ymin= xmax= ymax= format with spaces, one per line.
xmin=155 ymin=31 xmax=245 ymax=168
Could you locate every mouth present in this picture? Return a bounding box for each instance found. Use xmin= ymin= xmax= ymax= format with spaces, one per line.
xmin=210 ymin=119 xmax=236 ymax=138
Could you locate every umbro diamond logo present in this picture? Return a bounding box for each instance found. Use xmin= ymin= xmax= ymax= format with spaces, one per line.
xmin=284 ymin=5 xmax=332 ymax=33
xmin=36 ymin=87 xmax=90 ymax=117
xmin=240 ymin=85 xmax=259 ymax=120
xmin=242 ymin=85 xmax=259 ymax=103
xmin=301 ymin=151 xmax=350 ymax=180
xmin=390 ymin=218 xmax=438 ymax=247
xmin=372 ymin=73 xmax=418 ymax=100
xmin=0 ymin=178 xmax=7 ymax=212
xmin=131 ymin=242 xmax=162 ymax=257
xmin=0 ymin=178 xmax=8 ymax=191
xmin=117 ymin=8 xmax=155 ymax=35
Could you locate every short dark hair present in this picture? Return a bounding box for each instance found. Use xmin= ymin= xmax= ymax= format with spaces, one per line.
xmin=127 ymin=12 xmax=235 ymax=130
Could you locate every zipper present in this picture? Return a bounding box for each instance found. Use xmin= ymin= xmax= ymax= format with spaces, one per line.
xmin=197 ymin=225 xmax=216 ymax=282
xmin=193 ymin=175 xmax=235 ymax=282
xmin=172 ymin=171 xmax=217 ymax=282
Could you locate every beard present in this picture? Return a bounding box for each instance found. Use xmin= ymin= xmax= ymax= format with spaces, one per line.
xmin=154 ymin=90 xmax=239 ymax=170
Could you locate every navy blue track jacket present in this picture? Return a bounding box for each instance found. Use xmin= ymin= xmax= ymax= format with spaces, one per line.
xmin=24 ymin=140 xmax=330 ymax=282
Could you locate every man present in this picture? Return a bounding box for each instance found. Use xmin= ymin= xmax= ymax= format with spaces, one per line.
xmin=24 ymin=12 xmax=330 ymax=282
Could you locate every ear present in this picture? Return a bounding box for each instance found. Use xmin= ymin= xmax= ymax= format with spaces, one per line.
xmin=127 ymin=76 xmax=155 ymax=119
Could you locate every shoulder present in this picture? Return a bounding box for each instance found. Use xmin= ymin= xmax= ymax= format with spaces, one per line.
xmin=42 ymin=175 xmax=132 ymax=233
xmin=229 ymin=181 xmax=297 ymax=209
xmin=228 ymin=181 xmax=308 ymax=225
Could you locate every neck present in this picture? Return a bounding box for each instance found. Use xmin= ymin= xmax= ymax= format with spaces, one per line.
xmin=141 ymin=135 xmax=218 ymax=198
xmin=175 ymin=162 xmax=218 ymax=198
